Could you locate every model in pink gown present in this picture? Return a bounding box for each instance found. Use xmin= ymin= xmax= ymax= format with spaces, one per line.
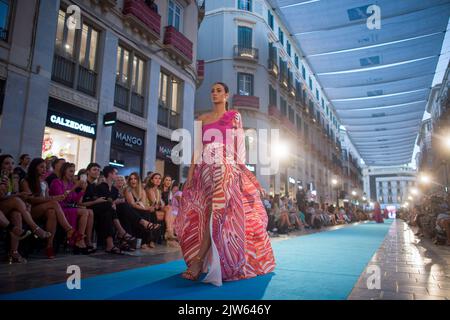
xmin=175 ymin=110 xmax=276 ymax=286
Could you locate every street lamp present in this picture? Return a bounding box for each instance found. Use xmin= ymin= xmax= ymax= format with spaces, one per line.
xmin=332 ymin=178 xmax=338 ymax=207
xmin=273 ymin=142 xmax=290 ymax=197
xmin=419 ymin=174 xmax=431 ymax=184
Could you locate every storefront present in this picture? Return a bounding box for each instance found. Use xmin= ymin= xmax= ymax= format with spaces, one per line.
xmin=43 ymin=98 xmax=96 ymax=171
xmin=110 ymin=121 xmax=145 ymax=177
xmin=156 ymin=136 xmax=180 ymax=182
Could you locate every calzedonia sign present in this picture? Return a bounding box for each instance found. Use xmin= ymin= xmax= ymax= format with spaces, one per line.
xmin=46 ymin=111 xmax=96 ymax=138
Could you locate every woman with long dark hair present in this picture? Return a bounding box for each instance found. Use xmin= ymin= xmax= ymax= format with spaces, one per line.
xmin=21 ymin=158 xmax=76 ymax=258
xmin=0 ymin=155 xmax=54 ymax=262
xmin=175 ymin=82 xmax=275 ymax=285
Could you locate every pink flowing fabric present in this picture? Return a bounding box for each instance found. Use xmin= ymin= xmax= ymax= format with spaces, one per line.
xmin=175 ymin=110 xmax=276 ymax=286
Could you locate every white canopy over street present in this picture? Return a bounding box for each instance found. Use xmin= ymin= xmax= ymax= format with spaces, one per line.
xmin=269 ymin=0 xmax=450 ymax=165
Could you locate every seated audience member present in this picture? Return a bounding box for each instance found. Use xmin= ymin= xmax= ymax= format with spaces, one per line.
xmin=125 ymin=172 xmax=161 ymax=249
xmin=0 ymin=179 xmax=32 ymax=263
xmin=14 ymin=154 xmax=31 ymax=183
xmin=45 ymin=158 xmax=66 ymax=187
xmin=80 ymin=163 xmax=128 ymax=254
xmin=114 ymin=173 xmax=163 ymax=248
xmin=95 ymin=166 xmax=138 ymax=251
xmin=49 ymin=162 xmax=94 ymax=254
xmin=145 ymin=173 xmax=168 ymax=238
xmin=160 ymin=175 xmax=177 ymax=242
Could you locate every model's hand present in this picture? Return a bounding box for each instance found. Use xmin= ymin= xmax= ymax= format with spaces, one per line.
xmin=52 ymin=194 xmax=66 ymax=202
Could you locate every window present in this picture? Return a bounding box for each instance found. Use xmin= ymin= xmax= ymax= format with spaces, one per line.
xmin=288 ymin=106 xmax=294 ymax=123
xmin=168 ymin=0 xmax=183 ymax=31
xmin=0 ymin=0 xmax=11 ymax=41
xmin=316 ymin=89 xmax=319 ymax=100
xmin=321 ymin=98 xmax=324 ymax=109
xmin=268 ymin=42 xmax=277 ymax=61
xmin=238 ymin=26 xmax=252 ymax=49
xmin=302 ymin=65 xmax=306 ymax=79
xmin=278 ymin=27 xmax=284 ymax=46
xmin=238 ymin=73 xmax=253 ymax=96
xmin=53 ymin=9 xmax=99 ymax=96
xmin=296 ymin=114 xmax=302 ymax=132
xmin=238 ymin=0 xmax=252 ymax=11
xmin=269 ymin=85 xmax=277 ymax=107
xmin=309 ymin=77 xmax=313 ymax=90
xmin=115 ymin=45 xmax=146 ymax=117
xmin=287 ymin=41 xmax=291 ymax=56
xmin=158 ymin=71 xmax=182 ymax=129
xmin=280 ymin=97 xmax=287 ymax=116
xmin=295 ymin=54 xmax=299 ymax=69
xmin=268 ymin=10 xmax=274 ymax=29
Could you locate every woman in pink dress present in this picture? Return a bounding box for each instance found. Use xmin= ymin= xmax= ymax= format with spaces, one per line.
xmin=175 ymin=82 xmax=276 ymax=286
xmin=49 ymin=162 xmax=94 ymax=253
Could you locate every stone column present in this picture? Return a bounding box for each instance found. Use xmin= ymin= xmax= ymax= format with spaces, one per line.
xmin=94 ymin=29 xmax=118 ymax=166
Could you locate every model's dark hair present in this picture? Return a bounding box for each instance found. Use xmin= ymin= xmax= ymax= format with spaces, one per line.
xmin=213 ymin=82 xmax=229 ymax=110
xmin=26 ymin=158 xmax=45 ymax=195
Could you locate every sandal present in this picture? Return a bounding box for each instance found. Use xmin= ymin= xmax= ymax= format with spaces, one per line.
xmin=119 ymin=240 xmax=135 ymax=252
xmin=145 ymin=222 xmax=161 ymax=232
xmin=105 ymin=246 xmax=123 ymax=255
xmin=32 ymin=226 xmax=52 ymax=239
xmin=181 ymin=256 xmax=203 ymax=281
xmin=118 ymin=233 xmax=137 ymax=249
xmin=8 ymin=251 xmax=27 ymax=264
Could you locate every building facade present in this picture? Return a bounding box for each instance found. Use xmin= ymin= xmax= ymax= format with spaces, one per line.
xmin=362 ymin=165 xmax=417 ymax=209
xmin=196 ymin=0 xmax=350 ymax=203
xmin=416 ymin=62 xmax=450 ymax=194
xmin=0 ymin=0 xmax=203 ymax=180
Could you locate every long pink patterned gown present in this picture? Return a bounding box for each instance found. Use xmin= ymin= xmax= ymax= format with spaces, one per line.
xmin=175 ymin=110 xmax=276 ymax=286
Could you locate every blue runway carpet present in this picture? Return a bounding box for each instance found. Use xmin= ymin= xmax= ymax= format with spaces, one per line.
xmin=0 ymin=220 xmax=393 ymax=300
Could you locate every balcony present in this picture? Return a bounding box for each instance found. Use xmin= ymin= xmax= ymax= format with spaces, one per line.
xmin=0 ymin=27 xmax=8 ymax=41
xmin=281 ymin=117 xmax=297 ymax=134
xmin=164 ymin=26 xmax=193 ymax=64
xmin=131 ymin=92 xmax=144 ymax=117
xmin=268 ymin=105 xmax=282 ymax=120
xmin=96 ymin=0 xmax=117 ymax=10
xmin=114 ymin=83 xmax=129 ymax=111
xmin=279 ymin=73 xmax=288 ymax=89
xmin=233 ymin=45 xmax=259 ymax=63
xmin=77 ymin=65 xmax=97 ymax=97
xmin=232 ymin=95 xmax=259 ymax=110
xmin=158 ymin=103 xmax=180 ymax=130
xmin=197 ymin=60 xmax=205 ymax=80
xmin=267 ymin=59 xmax=279 ymax=77
xmin=52 ymin=54 xmax=75 ymax=87
xmin=123 ymin=0 xmax=161 ymax=41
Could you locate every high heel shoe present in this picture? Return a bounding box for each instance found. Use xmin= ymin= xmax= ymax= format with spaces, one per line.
xmin=8 ymin=251 xmax=27 ymax=264
xmin=181 ymin=256 xmax=203 ymax=281
xmin=32 ymin=226 xmax=51 ymax=239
